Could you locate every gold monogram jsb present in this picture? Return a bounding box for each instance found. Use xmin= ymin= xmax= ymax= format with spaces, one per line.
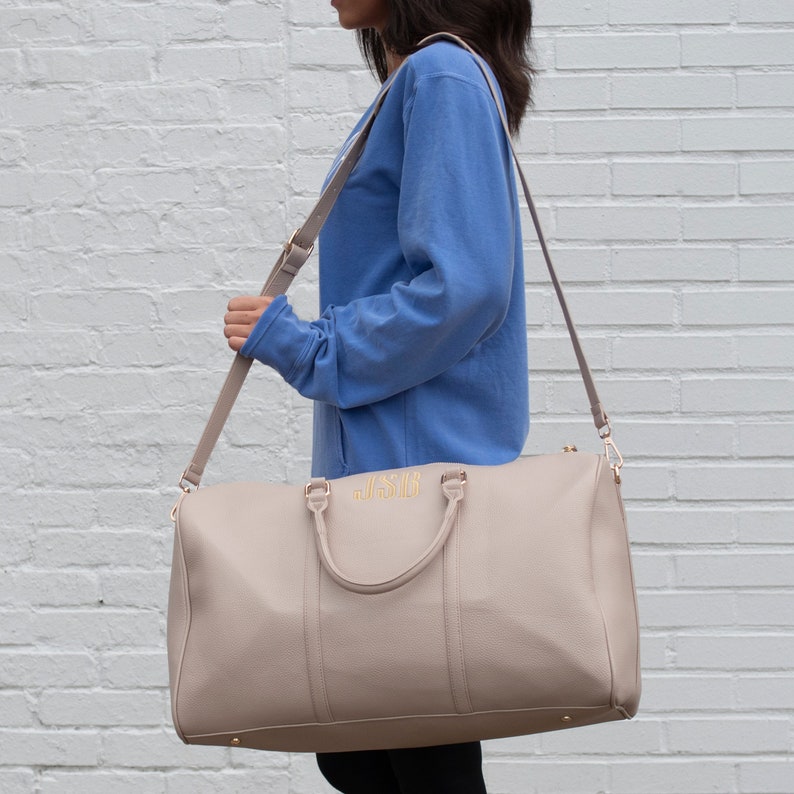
xmin=353 ymin=471 xmax=421 ymax=501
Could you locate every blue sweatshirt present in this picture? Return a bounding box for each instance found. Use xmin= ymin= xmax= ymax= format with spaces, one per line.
xmin=241 ymin=41 xmax=528 ymax=478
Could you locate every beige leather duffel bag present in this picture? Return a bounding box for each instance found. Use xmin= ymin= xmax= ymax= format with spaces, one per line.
xmin=167 ymin=34 xmax=640 ymax=753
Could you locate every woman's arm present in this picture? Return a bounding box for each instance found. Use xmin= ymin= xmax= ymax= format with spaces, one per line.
xmin=234 ymin=71 xmax=518 ymax=409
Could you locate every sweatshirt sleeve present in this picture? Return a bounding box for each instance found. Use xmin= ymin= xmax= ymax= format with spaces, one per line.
xmin=241 ymin=69 xmax=517 ymax=410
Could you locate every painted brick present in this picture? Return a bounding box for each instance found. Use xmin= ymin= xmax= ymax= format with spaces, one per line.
xmin=40 ymin=772 xmax=167 ymax=794
xmin=527 ymin=335 xmax=607 ymax=371
xmin=738 ymin=73 xmax=794 ymax=109
xmin=532 ymin=75 xmax=609 ymax=111
xmin=632 ymin=551 xmax=675 ymax=588
xmin=0 ymin=771 xmax=36 ymax=794
xmin=683 ymin=118 xmax=794 ymax=152
xmin=224 ymin=3 xmax=283 ymax=41
xmin=676 ymin=635 xmax=794 ymax=670
xmin=28 ymin=47 xmax=153 ymax=83
xmin=620 ymin=419 xmax=734 ymax=459
xmin=558 ymin=289 xmax=675 ymax=326
xmin=677 ymin=465 xmax=794 ymax=501
xmin=289 ymin=28 xmax=360 ymax=67
xmin=534 ymin=0 xmax=608 ymax=27
xmin=683 ymin=289 xmax=794 ymax=326
xmin=684 ymin=206 xmax=794 ymax=241
xmin=738 ymin=247 xmax=792 ymax=281
xmin=540 ymin=719 xmax=662 ymax=754
xmin=738 ymin=422 xmax=794 ymax=456
xmin=0 ymin=571 xmax=99 ymax=607
xmin=290 ymin=70 xmax=351 ymax=111
xmin=525 ymin=246 xmax=610 ymax=282
xmin=165 ymin=771 xmax=292 ymax=794
xmin=486 ymin=760 xmax=609 ymax=794
xmin=526 ymin=162 xmax=610 ymax=197
xmin=34 ymin=530 xmax=165 ymax=569
xmin=39 ymin=690 xmax=164 ymax=727
xmin=0 ymin=730 xmax=99 ymax=767
xmin=0 ymin=651 xmax=98 ymax=688
xmin=2 ymin=88 xmax=92 ymax=126
xmin=626 ymin=508 xmax=737 ymax=545
xmin=555 ymin=34 xmax=679 ymax=70
xmin=94 ymin=170 xmax=222 ymax=206
xmin=514 ymin=118 xmax=553 ymax=154
xmin=609 ymin=0 xmax=732 ymax=24
xmin=738 ymin=0 xmax=794 ymax=23
xmin=101 ymin=653 xmax=170 ymax=689
xmin=738 ymin=761 xmax=794 ymax=794
xmin=556 ymin=207 xmax=679 ymax=241
xmin=683 ymin=32 xmax=794 ymax=67
xmin=736 ymin=507 xmax=794 ymax=544
xmin=676 ymin=552 xmax=794 ymax=588
xmin=612 ymin=335 xmax=735 ymax=371
xmin=160 ymin=5 xmax=222 ymax=43
xmin=736 ymin=593 xmax=794 ymax=627
xmin=0 ymin=9 xmax=82 ymax=45
xmin=1 ymin=609 xmax=163 ymax=649
xmin=556 ymin=119 xmax=679 ymax=153
xmin=100 ymin=572 xmax=170 ymax=609
xmin=0 ymin=131 xmax=25 ymax=164
xmin=0 ymin=49 xmax=23 ymax=83
xmin=94 ymin=86 xmax=222 ymax=124
xmin=668 ymin=718 xmax=789 ymax=754
xmin=32 ymin=209 xmax=161 ymax=250
xmin=611 ymin=760 xmax=737 ymax=794
xmin=612 ymin=75 xmax=734 ymax=110
xmin=738 ymin=328 xmax=789 ymax=373
xmin=612 ymin=162 xmax=736 ymax=197
xmin=740 ymin=160 xmax=794 ymax=195
xmin=0 ymin=691 xmax=34 ymax=727
xmin=640 ymin=674 xmax=734 ymax=712
xmin=159 ymin=45 xmax=281 ymax=81
xmin=683 ymin=376 xmax=794 ymax=414
xmin=611 ymin=247 xmax=734 ymax=282
xmin=736 ymin=676 xmax=794 ymax=710
xmin=89 ymin=6 xmax=166 ymax=45
xmin=102 ymin=730 xmax=227 ymax=768
xmin=551 ymin=376 xmax=675 ymax=414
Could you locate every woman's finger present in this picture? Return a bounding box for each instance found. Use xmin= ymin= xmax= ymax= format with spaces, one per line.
xmin=224 ymin=323 xmax=254 ymax=340
xmin=227 ymin=295 xmax=272 ymax=313
xmin=223 ymin=310 xmax=261 ymax=326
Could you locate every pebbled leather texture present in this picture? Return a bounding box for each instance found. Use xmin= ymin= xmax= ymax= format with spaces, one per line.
xmin=168 ymin=452 xmax=640 ymax=752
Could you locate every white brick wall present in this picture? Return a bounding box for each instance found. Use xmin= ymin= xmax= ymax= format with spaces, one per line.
xmin=1 ymin=1 xmax=792 ymax=792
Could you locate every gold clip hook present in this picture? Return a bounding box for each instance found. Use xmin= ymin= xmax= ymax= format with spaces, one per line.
xmin=170 ymin=474 xmax=192 ymax=522
xmin=603 ymin=436 xmax=624 ymax=484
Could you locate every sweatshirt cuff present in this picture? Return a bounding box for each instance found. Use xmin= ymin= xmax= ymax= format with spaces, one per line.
xmin=239 ymin=294 xmax=311 ymax=383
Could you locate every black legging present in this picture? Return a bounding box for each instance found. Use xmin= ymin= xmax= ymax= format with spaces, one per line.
xmin=317 ymin=741 xmax=487 ymax=793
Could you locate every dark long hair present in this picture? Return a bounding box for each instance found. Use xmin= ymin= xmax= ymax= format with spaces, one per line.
xmin=357 ymin=0 xmax=534 ymax=134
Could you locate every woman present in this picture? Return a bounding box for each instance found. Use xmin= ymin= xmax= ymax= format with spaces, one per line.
xmin=224 ymin=1 xmax=535 ymax=791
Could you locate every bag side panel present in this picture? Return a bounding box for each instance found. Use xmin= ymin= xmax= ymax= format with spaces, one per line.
xmin=590 ymin=462 xmax=642 ymax=715
xmin=172 ymin=482 xmax=317 ymax=736
xmin=167 ymin=515 xmax=191 ymax=743
xmin=458 ymin=453 xmax=615 ymax=714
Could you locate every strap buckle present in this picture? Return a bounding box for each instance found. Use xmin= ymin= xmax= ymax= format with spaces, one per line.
xmin=305 ymin=479 xmax=331 ymax=499
xmin=284 ymin=228 xmax=315 ymax=258
xmin=441 ymin=469 xmax=467 ymax=486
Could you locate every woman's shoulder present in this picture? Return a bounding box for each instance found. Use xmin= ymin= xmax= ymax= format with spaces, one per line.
xmin=403 ymin=40 xmax=486 ymax=87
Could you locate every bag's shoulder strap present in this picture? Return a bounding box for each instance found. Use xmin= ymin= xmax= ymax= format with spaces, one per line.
xmin=179 ymin=33 xmax=611 ymax=491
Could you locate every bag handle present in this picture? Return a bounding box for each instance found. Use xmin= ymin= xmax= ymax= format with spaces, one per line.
xmin=305 ymin=470 xmax=466 ymax=595
xmin=177 ymin=33 xmax=613 ymax=493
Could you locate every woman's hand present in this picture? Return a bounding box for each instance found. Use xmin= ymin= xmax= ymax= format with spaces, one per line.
xmin=224 ymin=295 xmax=273 ymax=352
